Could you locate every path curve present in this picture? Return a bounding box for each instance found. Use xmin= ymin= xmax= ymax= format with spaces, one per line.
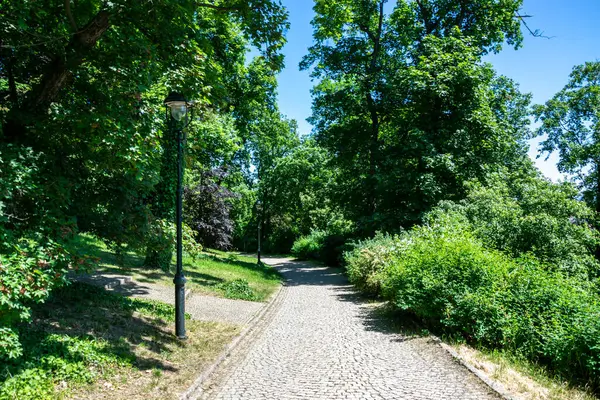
xmin=204 ymin=257 xmax=499 ymax=400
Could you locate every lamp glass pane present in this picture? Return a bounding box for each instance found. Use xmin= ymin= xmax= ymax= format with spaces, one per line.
xmin=171 ymin=104 xmax=187 ymax=121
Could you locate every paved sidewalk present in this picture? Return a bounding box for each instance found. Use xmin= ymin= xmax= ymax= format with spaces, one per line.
xmin=75 ymin=274 xmax=264 ymax=326
xmin=205 ymin=258 xmax=500 ymax=400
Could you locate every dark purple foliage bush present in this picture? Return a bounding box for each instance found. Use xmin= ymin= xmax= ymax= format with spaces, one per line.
xmin=184 ymin=168 xmax=237 ymax=250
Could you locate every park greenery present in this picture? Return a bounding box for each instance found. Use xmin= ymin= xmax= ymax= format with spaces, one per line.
xmin=1 ymin=282 xmax=238 ymax=400
xmin=1 ymin=0 xmax=600 ymax=396
xmin=78 ymin=234 xmax=282 ymax=301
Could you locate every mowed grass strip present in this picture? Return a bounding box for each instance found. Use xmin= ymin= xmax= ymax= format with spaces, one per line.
xmin=0 ymin=283 xmax=239 ymax=400
xmin=76 ymin=234 xmax=282 ymax=302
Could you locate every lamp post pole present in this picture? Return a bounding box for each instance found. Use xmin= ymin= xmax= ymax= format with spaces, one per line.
xmin=257 ymin=200 xmax=262 ymax=264
xmin=174 ymin=123 xmax=186 ymax=340
xmin=164 ymin=91 xmax=192 ymax=340
xmin=257 ymin=221 xmax=261 ymax=264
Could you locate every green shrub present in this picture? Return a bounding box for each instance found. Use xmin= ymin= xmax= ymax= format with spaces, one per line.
xmin=142 ymin=219 xmax=203 ymax=270
xmin=291 ymin=230 xmax=326 ymax=260
xmin=379 ymin=218 xmax=511 ymax=344
xmin=217 ymin=279 xmax=256 ymax=301
xmin=291 ymin=226 xmax=354 ymax=266
xmin=346 ymin=214 xmax=600 ymax=388
xmin=440 ymin=171 xmax=600 ymax=279
xmin=500 ymin=260 xmax=600 ymax=382
xmin=345 ymin=233 xmax=402 ymax=296
xmin=0 ymin=237 xmax=92 ymax=360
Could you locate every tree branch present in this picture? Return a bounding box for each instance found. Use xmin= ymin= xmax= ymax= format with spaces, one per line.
xmin=515 ymin=13 xmax=553 ymax=39
xmin=357 ymin=23 xmax=376 ymax=43
xmin=415 ymin=0 xmax=435 ymax=35
xmin=3 ymin=10 xmax=111 ymax=143
xmin=64 ymin=0 xmax=79 ymax=31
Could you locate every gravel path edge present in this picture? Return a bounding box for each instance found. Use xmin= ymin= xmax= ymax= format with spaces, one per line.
xmin=432 ymin=337 xmax=516 ymax=400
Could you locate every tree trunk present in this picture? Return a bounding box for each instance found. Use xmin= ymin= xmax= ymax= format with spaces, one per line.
xmin=3 ymin=11 xmax=110 ymax=143
xmin=365 ymin=91 xmax=379 ymax=217
xmin=363 ymin=1 xmax=385 ymax=221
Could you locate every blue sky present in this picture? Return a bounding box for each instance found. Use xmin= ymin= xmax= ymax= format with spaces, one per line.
xmin=273 ymin=0 xmax=600 ymax=182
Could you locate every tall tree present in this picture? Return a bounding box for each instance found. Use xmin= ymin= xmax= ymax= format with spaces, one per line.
xmin=259 ymin=139 xmax=339 ymax=251
xmin=0 ymin=0 xmax=289 ymax=141
xmin=302 ymin=0 xmax=531 ymax=233
xmin=534 ymin=61 xmax=600 ymax=257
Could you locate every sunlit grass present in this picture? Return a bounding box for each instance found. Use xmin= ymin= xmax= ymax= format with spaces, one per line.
xmin=75 ymin=234 xmax=281 ymax=302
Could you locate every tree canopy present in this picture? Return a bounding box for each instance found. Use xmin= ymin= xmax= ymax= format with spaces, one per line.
xmin=300 ymin=0 xmax=532 ymax=233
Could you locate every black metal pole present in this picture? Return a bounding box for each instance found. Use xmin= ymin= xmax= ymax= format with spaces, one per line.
xmin=257 ymin=221 xmax=261 ymax=264
xmin=174 ymin=126 xmax=187 ymax=340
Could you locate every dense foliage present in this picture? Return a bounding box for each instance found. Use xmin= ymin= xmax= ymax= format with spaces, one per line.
xmin=345 ymin=173 xmax=600 ymax=388
xmin=0 ymin=0 xmax=290 ymax=359
xmin=300 ymin=0 xmax=531 ymax=234
xmin=534 ymin=61 xmax=600 ymax=243
xmin=437 ymin=169 xmax=600 ymax=279
xmin=185 ymin=168 xmax=237 ymax=250
xmin=291 ymin=230 xmax=327 ymax=261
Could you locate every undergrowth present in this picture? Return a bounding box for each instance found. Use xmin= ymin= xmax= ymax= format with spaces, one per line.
xmin=0 ymin=283 xmax=188 ymax=400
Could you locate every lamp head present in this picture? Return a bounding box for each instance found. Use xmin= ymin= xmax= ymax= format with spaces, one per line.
xmin=164 ymin=92 xmax=188 ymax=121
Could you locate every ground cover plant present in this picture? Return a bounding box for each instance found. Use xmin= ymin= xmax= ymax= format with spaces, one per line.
xmin=0 ymin=282 xmax=239 ymax=400
xmin=76 ymin=234 xmax=281 ymax=302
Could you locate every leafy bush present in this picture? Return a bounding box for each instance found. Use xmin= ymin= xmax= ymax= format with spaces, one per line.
xmin=345 ymin=213 xmax=600 ymax=388
xmin=345 ymin=233 xmax=405 ymax=296
xmin=143 ymin=218 xmax=175 ymax=270
xmin=291 ymin=215 xmax=354 ymax=265
xmin=0 ymin=144 xmax=101 ymax=361
xmin=0 ymin=237 xmax=96 ymax=361
xmin=291 ymin=230 xmax=326 ymax=260
xmin=142 ymin=219 xmax=203 ymax=271
xmin=440 ymin=171 xmax=600 ymax=279
xmin=217 ymin=279 xmax=256 ymax=301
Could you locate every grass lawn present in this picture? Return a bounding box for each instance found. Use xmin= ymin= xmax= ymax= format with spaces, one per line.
xmin=0 ymin=283 xmax=239 ymax=400
xmin=76 ymin=234 xmax=282 ymax=302
xmin=208 ymin=248 xmax=294 ymax=260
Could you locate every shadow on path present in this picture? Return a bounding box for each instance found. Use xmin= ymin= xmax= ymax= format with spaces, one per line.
xmin=264 ymin=257 xmax=425 ymax=340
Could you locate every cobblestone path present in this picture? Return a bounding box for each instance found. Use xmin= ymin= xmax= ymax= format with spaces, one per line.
xmin=206 ymin=258 xmax=499 ymax=400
